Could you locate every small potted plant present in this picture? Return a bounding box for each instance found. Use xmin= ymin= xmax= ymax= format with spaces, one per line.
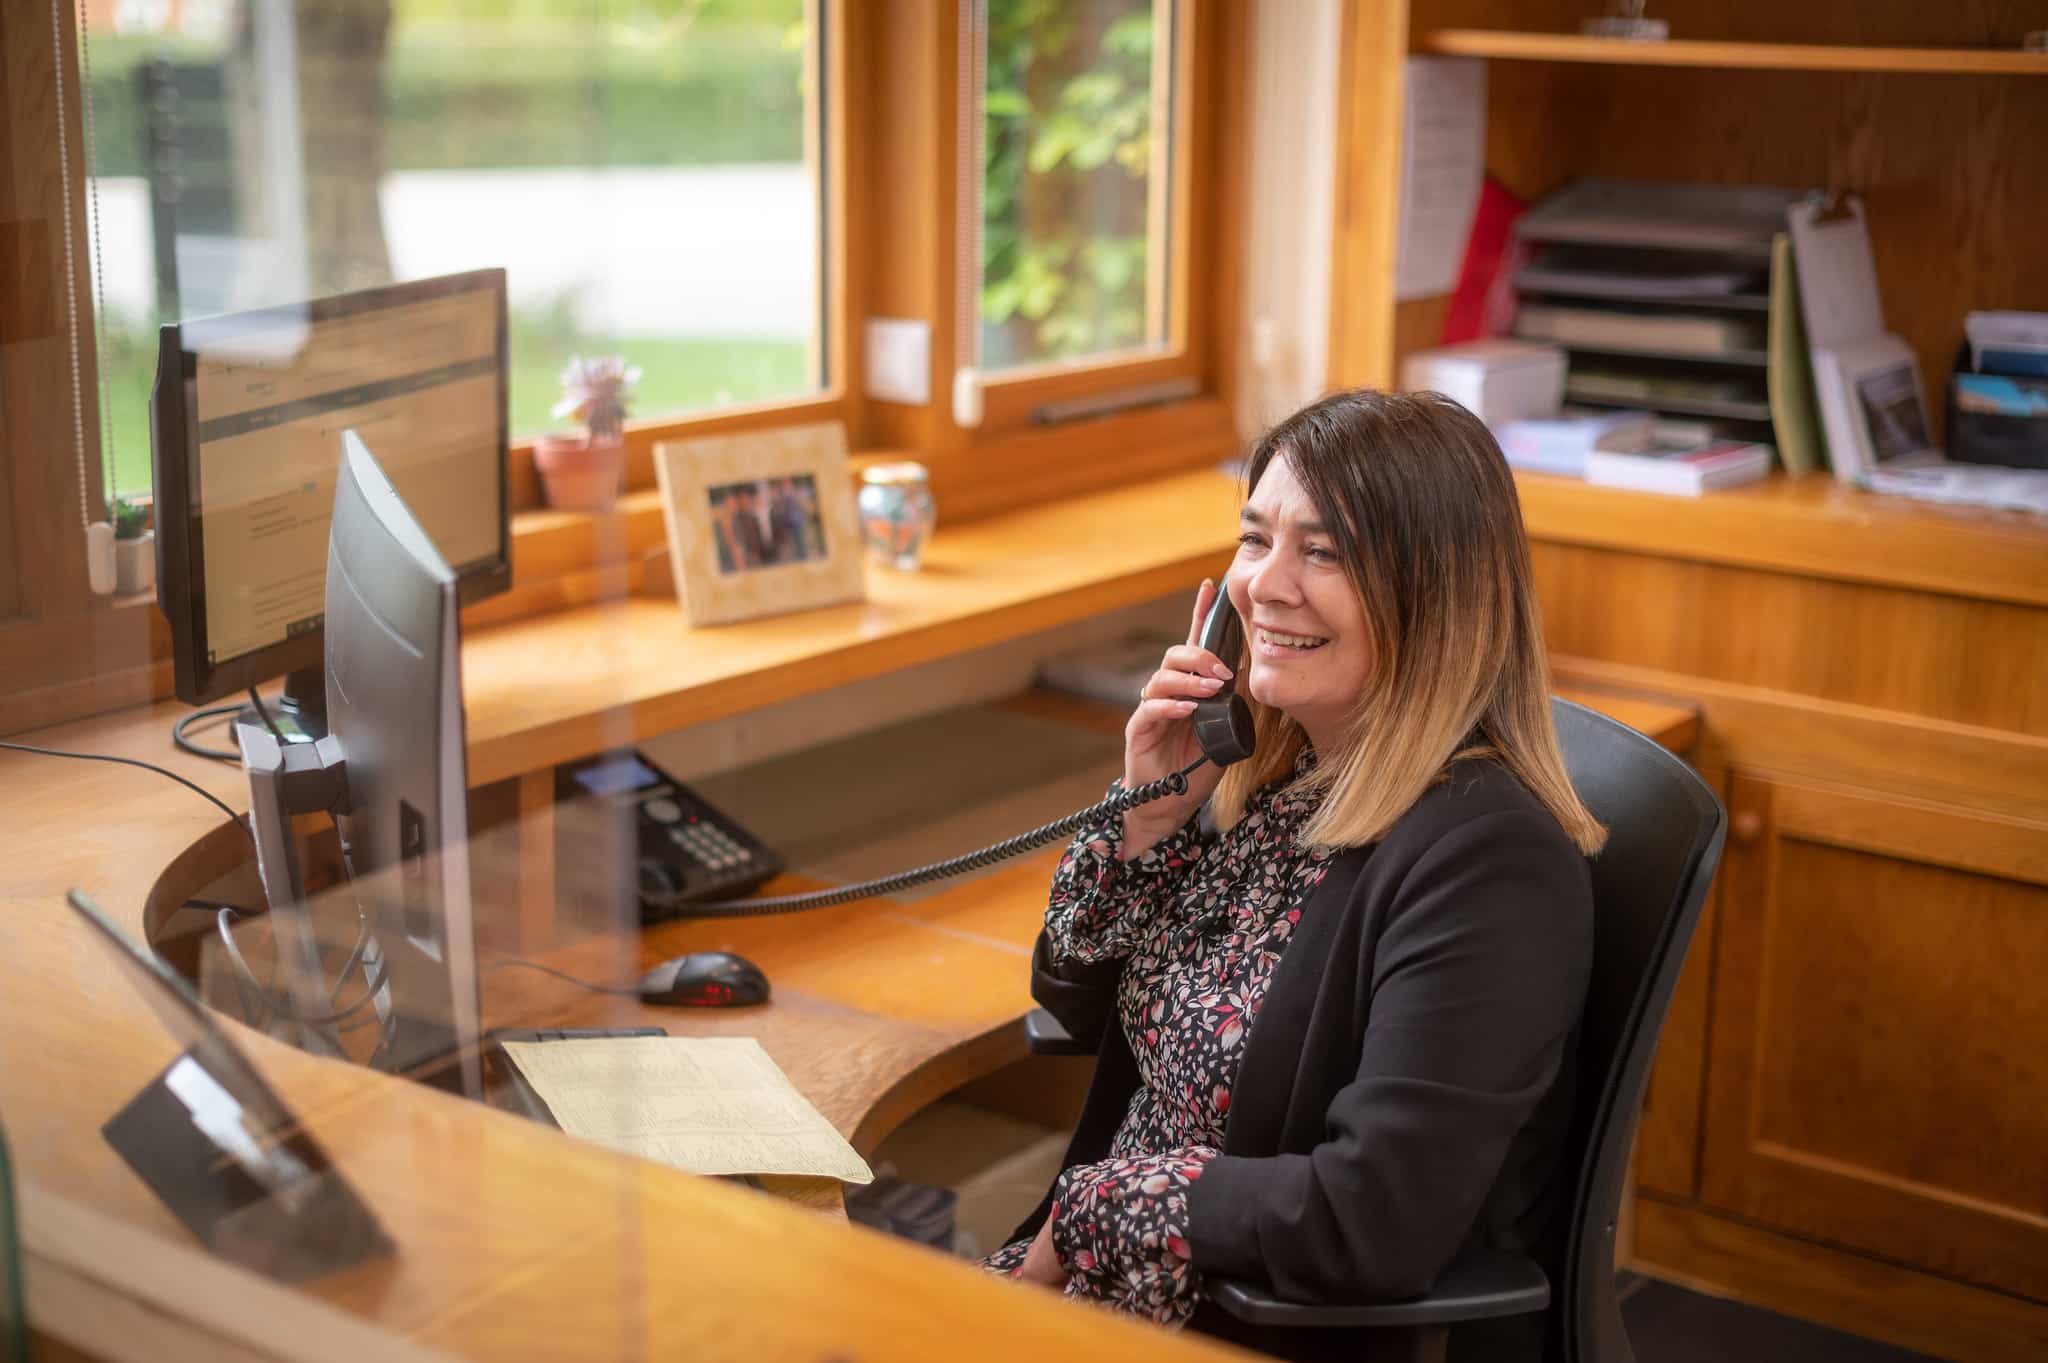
xmin=535 ymin=354 xmax=641 ymax=511
xmin=112 ymin=496 xmax=155 ymax=595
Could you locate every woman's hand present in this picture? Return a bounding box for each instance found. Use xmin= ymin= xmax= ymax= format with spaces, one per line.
xmin=1120 ymin=578 xmax=1235 ymax=859
xmin=1015 ymin=1206 xmax=1068 ymax=1290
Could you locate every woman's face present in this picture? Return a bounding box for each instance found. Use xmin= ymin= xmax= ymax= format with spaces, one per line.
xmin=1227 ymin=453 xmax=1373 ymax=750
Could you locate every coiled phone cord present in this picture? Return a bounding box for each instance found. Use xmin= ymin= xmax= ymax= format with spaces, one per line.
xmin=646 ymin=755 xmax=1214 ymax=920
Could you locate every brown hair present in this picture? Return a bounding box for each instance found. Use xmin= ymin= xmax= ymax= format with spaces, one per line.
xmin=1212 ymin=388 xmax=1607 ymax=855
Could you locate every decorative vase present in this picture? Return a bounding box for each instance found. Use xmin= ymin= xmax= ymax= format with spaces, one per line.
xmin=535 ymin=433 xmax=626 ymax=511
xmin=857 ymin=462 xmax=937 ymax=570
xmin=115 ymin=530 xmax=155 ymax=595
xmin=85 ymin=521 xmax=116 ymax=596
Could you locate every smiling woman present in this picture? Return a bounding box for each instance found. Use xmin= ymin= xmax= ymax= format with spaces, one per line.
xmin=986 ymin=388 xmax=1608 ymax=1357
xmin=1213 ymin=388 xmax=1607 ymax=855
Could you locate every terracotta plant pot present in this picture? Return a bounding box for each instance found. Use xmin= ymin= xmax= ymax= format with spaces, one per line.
xmin=534 ymin=433 xmax=626 ymax=511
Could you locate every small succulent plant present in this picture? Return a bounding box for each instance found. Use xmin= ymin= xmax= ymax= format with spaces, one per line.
xmin=112 ymin=497 xmax=150 ymax=540
xmin=551 ymin=355 xmax=642 ymax=442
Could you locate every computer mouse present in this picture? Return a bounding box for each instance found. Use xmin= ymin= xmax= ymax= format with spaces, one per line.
xmin=637 ymin=950 xmax=771 ymax=1008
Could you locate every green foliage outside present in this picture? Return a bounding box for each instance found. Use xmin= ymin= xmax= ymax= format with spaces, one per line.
xmin=982 ymin=0 xmax=1156 ymax=369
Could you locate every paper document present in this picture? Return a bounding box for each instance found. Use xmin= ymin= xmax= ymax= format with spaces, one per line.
xmin=500 ymin=1036 xmax=874 ymax=1184
xmin=1395 ymin=57 xmax=1487 ymax=301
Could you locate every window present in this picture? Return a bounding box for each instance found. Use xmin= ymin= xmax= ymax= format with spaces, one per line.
xmin=83 ymin=0 xmax=828 ymax=497
xmin=979 ymin=0 xmax=1174 ymax=372
xmin=5 ymin=0 xmax=1243 ymax=728
xmin=960 ymin=0 xmax=1209 ymax=436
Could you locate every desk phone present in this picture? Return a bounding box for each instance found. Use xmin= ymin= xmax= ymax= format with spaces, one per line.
xmin=555 ymin=750 xmax=783 ymax=921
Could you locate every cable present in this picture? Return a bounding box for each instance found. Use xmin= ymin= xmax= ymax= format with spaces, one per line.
xmin=247 ymin=686 xmax=288 ymax=743
xmin=172 ymin=704 xmax=244 ymax=763
xmin=650 ymin=757 xmax=1214 ymax=920
xmin=1 ymin=739 xmax=251 ymax=838
xmin=213 ymin=906 xmax=390 ymax=1028
xmin=483 ymin=957 xmax=643 ymax=997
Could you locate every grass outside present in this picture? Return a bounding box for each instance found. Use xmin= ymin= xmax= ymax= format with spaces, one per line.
xmin=99 ymin=321 xmax=810 ymax=497
xmin=86 ymin=19 xmax=807 ymax=177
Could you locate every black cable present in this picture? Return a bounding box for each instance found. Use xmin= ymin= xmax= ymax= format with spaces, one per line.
xmin=213 ymin=906 xmax=391 ymax=1027
xmin=246 ymin=685 xmax=288 ymax=743
xmin=483 ymin=957 xmax=643 ymax=997
xmin=0 ymin=739 xmax=251 ymax=839
xmin=172 ymin=704 xmax=243 ymax=763
xmin=650 ymin=756 xmax=1214 ymax=920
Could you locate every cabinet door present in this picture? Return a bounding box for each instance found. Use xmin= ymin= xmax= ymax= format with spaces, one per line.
xmin=1700 ymin=773 xmax=2048 ymax=1302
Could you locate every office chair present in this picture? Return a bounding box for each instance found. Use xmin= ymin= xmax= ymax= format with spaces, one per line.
xmin=1023 ymin=697 xmax=1726 ymax=1363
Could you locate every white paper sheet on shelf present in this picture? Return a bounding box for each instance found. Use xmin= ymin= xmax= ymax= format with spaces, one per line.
xmin=1394 ymin=57 xmax=1486 ymax=301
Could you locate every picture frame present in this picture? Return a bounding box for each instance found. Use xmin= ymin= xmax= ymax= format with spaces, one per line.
xmin=652 ymin=420 xmax=866 ymax=627
xmin=1811 ymin=334 xmax=1939 ymax=485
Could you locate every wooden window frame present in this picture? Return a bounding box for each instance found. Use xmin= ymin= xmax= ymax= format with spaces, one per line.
xmin=0 ymin=0 xmax=1247 ymax=732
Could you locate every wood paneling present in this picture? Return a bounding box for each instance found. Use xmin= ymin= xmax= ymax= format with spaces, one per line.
xmin=1326 ymin=0 xmax=1410 ymax=390
xmin=1516 ymin=471 xmax=2048 ymax=612
xmin=1551 ymin=652 xmax=2048 ymax=824
xmin=1700 ymin=773 xmax=2048 ymax=1303
xmin=1531 ymin=539 xmax=2048 ymax=737
xmin=0 ymin=0 xmax=101 ymax=640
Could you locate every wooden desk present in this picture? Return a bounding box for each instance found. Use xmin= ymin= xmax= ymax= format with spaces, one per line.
xmin=0 ymin=463 xmax=1707 ymax=1362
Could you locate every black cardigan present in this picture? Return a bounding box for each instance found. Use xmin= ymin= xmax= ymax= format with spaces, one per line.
xmin=1016 ymin=759 xmax=1593 ymax=1361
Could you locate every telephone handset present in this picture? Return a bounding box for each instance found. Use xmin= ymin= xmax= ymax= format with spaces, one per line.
xmin=1189 ymin=582 xmax=1256 ymax=770
xmin=574 ymin=580 xmax=1254 ymax=923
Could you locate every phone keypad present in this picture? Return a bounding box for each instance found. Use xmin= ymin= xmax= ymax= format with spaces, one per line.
xmin=668 ymin=822 xmax=754 ymax=872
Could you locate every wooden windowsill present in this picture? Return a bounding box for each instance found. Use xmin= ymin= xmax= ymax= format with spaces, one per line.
xmin=458 ymin=468 xmax=1245 ymax=787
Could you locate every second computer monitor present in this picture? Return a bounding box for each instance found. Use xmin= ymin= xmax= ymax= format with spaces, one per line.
xmin=152 ymin=269 xmax=510 ymax=710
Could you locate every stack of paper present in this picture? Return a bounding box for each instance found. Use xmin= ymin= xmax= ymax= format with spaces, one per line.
xmin=1496 ymin=408 xmax=1654 ymax=477
xmin=1518 ymin=304 xmax=1765 ymax=356
xmin=1585 ymin=438 xmax=1774 ymax=497
xmin=499 ymin=1035 xmax=875 ymax=1184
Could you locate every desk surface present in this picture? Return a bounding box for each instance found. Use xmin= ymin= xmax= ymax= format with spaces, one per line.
xmin=0 ymin=689 xmax=1693 ymax=1363
xmin=0 ymin=461 xmax=1705 ymax=1362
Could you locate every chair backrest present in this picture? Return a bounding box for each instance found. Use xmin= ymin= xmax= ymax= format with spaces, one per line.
xmin=1547 ymin=699 xmax=1726 ymax=1363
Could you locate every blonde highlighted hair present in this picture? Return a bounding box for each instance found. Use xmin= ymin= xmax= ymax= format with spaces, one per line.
xmin=1212 ymin=389 xmax=1607 ymax=856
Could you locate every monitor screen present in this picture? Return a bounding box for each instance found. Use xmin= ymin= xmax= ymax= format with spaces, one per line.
xmin=153 ymin=269 xmax=509 ymax=705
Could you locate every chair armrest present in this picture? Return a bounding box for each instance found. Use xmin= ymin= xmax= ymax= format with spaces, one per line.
xmin=1207 ymin=1249 xmax=1549 ymax=1328
xmin=1023 ymin=1007 xmax=1094 ymax=1056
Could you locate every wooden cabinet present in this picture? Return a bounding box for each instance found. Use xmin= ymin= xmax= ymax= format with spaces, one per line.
xmin=1321 ymin=4 xmax=2048 ymax=1353
xmin=1521 ymin=523 xmax=2048 ymax=1361
xmin=1700 ymin=773 xmax=2048 ymax=1304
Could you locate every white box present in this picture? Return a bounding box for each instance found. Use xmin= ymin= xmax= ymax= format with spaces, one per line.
xmin=1400 ymin=340 xmax=1567 ymax=429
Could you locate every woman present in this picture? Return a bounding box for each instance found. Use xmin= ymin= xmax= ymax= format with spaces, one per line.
xmin=984 ymin=389 xmax=1606 ymax=1360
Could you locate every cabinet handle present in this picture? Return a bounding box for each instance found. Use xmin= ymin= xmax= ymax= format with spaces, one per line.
xmin=1731 ymin=810 xmax=1764 ymax=845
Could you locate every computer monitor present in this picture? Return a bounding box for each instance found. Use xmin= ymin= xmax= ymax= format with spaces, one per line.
xmin=152 ymin=269 xmax=510 ymax=730
xmin=319 ymin=429 xmax=483 ymax=1095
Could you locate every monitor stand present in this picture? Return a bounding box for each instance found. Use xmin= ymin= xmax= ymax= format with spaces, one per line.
xmin=236 ymin=666 xmax=329 ymax=742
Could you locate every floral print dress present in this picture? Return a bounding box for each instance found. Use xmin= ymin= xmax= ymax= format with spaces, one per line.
xmin=985 ymin=751 xmax=1333 ymax=1325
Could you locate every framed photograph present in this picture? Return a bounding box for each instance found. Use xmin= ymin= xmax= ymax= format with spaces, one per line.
xmin=1811 ymin=334 xmax=1939 ymax=484
xmin=652 ymin=421 xmax=865 ymax=627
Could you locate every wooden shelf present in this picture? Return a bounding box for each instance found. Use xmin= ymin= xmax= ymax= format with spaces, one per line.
xmin=1420 ymin=30 xmax=2048 ymax=76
